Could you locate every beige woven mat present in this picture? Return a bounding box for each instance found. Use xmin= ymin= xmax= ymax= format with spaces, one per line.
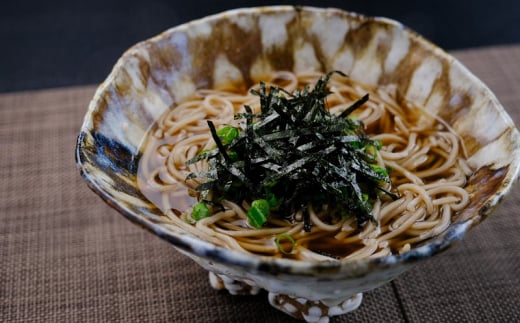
xmin=1 ymin=45 xmax=519 ymax=322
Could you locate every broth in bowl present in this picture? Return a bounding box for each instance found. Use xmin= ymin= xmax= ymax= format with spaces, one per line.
xmin=137 ymin=70 xmax=471 ymax=261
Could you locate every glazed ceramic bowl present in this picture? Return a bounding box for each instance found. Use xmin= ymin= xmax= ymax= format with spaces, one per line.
xmin=76 ymin=6 xmax=520 ymax=322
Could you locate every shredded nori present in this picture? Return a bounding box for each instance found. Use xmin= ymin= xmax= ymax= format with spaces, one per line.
xmin=187 ymin=71 xmax=395 ymax=230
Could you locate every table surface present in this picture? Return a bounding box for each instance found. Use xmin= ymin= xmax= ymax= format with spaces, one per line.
xmin=1 ymin=45 xmax=519 ymax=323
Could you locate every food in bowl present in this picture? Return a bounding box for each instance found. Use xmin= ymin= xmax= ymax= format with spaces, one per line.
xmin=137 ymin=70 xmax=471 ymax=261
xmin=76 ymin=6 xmax=520 ymax=322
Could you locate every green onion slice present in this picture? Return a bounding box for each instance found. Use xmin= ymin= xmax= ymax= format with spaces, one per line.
xmin=275 ymin=233 xmax=296 ymax=255
xmin=247 ymin=199 xmax=270 ymax=228
xmin=192 ymin=201 xmax=211 ymax=221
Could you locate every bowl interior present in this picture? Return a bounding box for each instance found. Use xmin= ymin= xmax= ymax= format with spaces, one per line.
xmin=76 ymin=6 xmax=520 ymax=276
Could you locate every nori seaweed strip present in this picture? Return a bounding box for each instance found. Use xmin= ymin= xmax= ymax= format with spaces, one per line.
xmin=253 ymin=136 xmax=285 ymax=163
xmin=302 ymin=206 xmax=311 ymax=232
xmin=339 ymin=94 xmax=370 ymax=118
xmin=193 ymin=180 xmax=220 ymax=192
xmin=376 ymin=186 xmax=400 ymax=200
xmin=269 ymin=97 xmax=297 ymax=126
xmin=243 ymin=105 xmax=254 ymax=177
xmin=249 ymin=113 xmax=279 ymax=132
xmin=207 ymin=121 xmax=231 ymax=163
xmin=350 ymin=160 xmax=389 ymax=183
xmin=185 ymin=149 xmax=219 ymax=165
xmin=261 ymin=124 xmax=345 ymax=141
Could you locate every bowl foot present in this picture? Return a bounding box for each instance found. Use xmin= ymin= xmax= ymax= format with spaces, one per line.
xmin=268 ymin=292 xmax=363 ymax=322
xmin=208 ymin=272 xmax=362 ymax=322
xmin=208 ymin=271 xmax=261 ymax=295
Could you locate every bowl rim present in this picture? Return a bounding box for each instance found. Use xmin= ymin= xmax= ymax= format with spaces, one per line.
xmin=76 ymin=5 xmax=520 ymax=277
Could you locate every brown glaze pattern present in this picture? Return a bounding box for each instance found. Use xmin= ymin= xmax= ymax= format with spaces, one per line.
xmin=76 ymin=6 xmax=520 ymax=322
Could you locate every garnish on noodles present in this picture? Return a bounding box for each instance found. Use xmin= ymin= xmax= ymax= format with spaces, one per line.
xmin=186 ymin=71 xmax=397 ymax=231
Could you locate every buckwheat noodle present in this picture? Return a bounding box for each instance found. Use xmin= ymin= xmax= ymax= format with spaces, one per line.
xmin=137 ymin=71 xmax=472 ymax=261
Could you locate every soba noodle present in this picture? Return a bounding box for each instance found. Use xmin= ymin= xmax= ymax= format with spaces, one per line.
xmin=137 ymin=71 xmax=472 ymax=261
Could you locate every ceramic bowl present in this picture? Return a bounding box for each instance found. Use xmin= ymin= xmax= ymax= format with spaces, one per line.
xmin=76 ymin=6 xmax=520 ymax=322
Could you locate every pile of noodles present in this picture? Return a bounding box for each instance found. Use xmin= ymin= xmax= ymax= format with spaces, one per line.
xmin=137 ymin=71 xmax=472 ymax=261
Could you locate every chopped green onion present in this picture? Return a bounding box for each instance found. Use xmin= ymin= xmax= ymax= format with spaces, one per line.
xmin=228 ymin=150 xmax=239 ymax=161
xmin=371 ymin=165 xmax=389 ymax=177
xmin=275 ymin=233 xmax=296 ymax=254
xmin=197 ymin=149 xmax=209 ymax=156
xmin=216 ymin=126 xmax=239 ymax=145
xmin=264 ymin=190 xmax=281 ymax=208
xmin=365 ymin=144 xmax=378 ymax=158
xmin=374 ymin=140 xmax=383 ymax=150
xmin=192 ymin=201 xmax=211 ymax=220
xmin=247 ymin=199 xmax=270 ymax=228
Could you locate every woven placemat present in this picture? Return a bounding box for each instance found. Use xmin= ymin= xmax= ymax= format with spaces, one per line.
xmin=1 ymin=45 xmax=519 ymax=322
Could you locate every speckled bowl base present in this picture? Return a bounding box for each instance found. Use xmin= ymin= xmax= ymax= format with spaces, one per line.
xmin=204 ymin=247 xmax=364 ymax=321
xmin=268 ymin=290 xmax=362 ymax=322
xmin=209 ymin=272 xmax=362 ymax=322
